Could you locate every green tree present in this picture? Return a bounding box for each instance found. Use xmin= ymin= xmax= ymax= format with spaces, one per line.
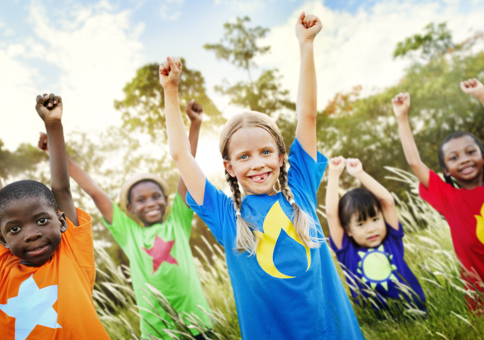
xmin=393 ymin=22 xmax=454 ymax=59
xmin=0 ymin=140 xmax=46 ymax=180
xmin=114 ymin=59 xmax=224 ymax=138
xmin=204 ymin=17 xmax=294 ymax=117
xmin=318 ymin=24 xmax=484 ymax=200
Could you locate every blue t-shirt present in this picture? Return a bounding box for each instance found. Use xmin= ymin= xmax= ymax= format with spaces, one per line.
xmin=329 ymin=223 xmax=426 ymax=312
xmin=187 ymin=139 xmax=363 ymax=340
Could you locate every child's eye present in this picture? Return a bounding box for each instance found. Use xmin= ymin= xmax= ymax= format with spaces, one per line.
xmin=37 ymin=218 xmax=48 ymax=225
xmin=262 ymin=150 xmax=271 ymax=155
xmin=449 ymin=156 xmax=457 ymax=161
xmin=468 ymin=150 xmax=475 ymax=155
xmin=9 ymin=226 xmax=20 ymax=234
xmin=373 ymin=218 xmax=379 ymax=222
xmin=357 ymin=222 xmax=364 ymax=227
xmin=138 ymin=198 xmax=145 ymax=203
xmin=239 ymin=154 xmax=249 ymax=160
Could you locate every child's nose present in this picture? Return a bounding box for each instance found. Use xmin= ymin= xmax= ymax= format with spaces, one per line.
xmin=250 ymin=157 xmax=265 ymax=169
xmin=24 ymin=228 xmax=42 ymax=242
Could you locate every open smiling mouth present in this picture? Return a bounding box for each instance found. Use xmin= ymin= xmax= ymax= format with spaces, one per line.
xmin=249 ymin=172 xmax=270 ymax=183
xmin=459 ymin=165 xmax=476 ymax=175
xmin=26 ymin=244 xmax=49 ymax=256
xmin=146 ymin=210 xmax=160 ymax=217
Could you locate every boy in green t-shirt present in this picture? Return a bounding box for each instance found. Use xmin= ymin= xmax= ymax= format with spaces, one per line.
xmin=38 ymin=101 xmax=212 ymax=339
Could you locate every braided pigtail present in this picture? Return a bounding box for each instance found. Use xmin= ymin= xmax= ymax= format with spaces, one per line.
xmin=226 ymin=170 xmax=258 ymax=255
xmin=278 ymin=159 xmax=320 ymax=248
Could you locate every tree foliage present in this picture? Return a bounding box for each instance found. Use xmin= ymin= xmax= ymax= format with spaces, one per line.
xmin=393 ymin=22 xmax=454 ymax=59
xmin=0 ymin=140 xmax=46 ymax=179
xmin=114 ymin=60 xmax=224 ymax=138
xmin=204 ymin=17 xmax=294 ymax=117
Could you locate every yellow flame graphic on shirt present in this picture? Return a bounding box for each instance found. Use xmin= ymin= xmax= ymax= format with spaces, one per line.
xmin=255 ymin=201 xmax=311 ymax=279
xmin=475 ymin=203 xmax=484 ymax=245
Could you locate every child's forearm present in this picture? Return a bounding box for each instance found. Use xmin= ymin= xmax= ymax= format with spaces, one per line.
xmin=353 ymin=171 xmax=394 ymax=203
xmin=177 ymin=119 xmax=202 ymax=204
xmin=477 ymin=93 xmax=484 ymax=107
xmin=67 ymin=157 xmax=113 ymax=224
xmin=295 ymin=41 xmax=317 ymax=160
xmin=45 ymin=121 xmax=79 ymax=225
xmin=326 ymin=173 xmax=344 ymax=248
xmin=166 ymin=90 xmax=192 ymax=160
xmin=396 ymin=116 xmax=430 ymax=187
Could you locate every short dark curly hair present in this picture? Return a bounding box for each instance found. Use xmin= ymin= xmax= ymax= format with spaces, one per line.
xmin=0 ymin=180 xmax=58 ymax=223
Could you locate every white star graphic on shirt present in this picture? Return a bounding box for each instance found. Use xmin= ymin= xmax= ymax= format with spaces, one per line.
xmin=0 ymin=275 xmax=61 ymax=340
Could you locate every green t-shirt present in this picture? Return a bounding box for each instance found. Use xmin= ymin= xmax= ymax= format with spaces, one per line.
xmin=104 ymin=193 xmax=211 ymax=339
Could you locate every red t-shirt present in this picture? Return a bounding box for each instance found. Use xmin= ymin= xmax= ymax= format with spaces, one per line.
xmin=420 ymin=170 xmax=484 ymax=288
xmin=0 ymin=208 xmax=110 ymax=340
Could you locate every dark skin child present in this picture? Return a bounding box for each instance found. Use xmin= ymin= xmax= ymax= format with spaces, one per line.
xmin=127 ymin=181 xmax=167 ymax=227
xmin=442 ymin=135 xmax=484 ymax=190
xmin=37 ymin=99 xmax=203 ymax=226
xmin=35 ymin=93 xmax=78 ymax=225
xmin=0 ymin=198 xmax=67 ymax=267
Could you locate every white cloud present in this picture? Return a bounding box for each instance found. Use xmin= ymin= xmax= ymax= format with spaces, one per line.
xmin=214 ymin=0 xmax=265 ymax=11
xmin=160 ymin=0 xmax=184 ymax=21
xmin=259 ymin=0 xmax=484 ymax=110
xmin=1 ymin=0 xmax=145 ymax=151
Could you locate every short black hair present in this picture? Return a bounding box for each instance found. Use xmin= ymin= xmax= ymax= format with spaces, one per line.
xmin=438 ymin=131 xmax=484 ymax=187
xmin=0 ymin=180 xmax=58 ymax=221
xmin=127 ymin=179 xmax=165 ymax=204
xmin=338 ymin=187 xmax=382 ymax=230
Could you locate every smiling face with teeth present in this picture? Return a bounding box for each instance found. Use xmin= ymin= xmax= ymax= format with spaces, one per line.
xmin=441 ymin=135 xmax=484 ymax=189
xmin=0 ymin=197 xmax=67 ymax=267
xmin=223 ymin=127 xmax=284 ymax=196
xmin=127 ymin=181 xmax=167 ymax=226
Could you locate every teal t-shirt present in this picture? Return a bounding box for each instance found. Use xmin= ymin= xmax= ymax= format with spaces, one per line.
xmin=104 ymin=193 xmax=211 ymax=339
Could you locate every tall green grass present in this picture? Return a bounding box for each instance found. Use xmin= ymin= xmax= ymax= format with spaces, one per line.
xmin=92 ymin=168 xmax=484 ymax=339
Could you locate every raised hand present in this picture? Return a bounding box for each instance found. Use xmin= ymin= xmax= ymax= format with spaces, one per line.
xmin=38 ymin=131 xmax=49 ymax=155
xmin=460 ymin=78 xmax=484 ymax=98
xmin=346 ymin=158 xmax=363 ymax=177
xmin=159 ymin=56 xmax=182 ymax=91
xmin=35 ymin=93 xmax=63 ymax=123
xmin=328 ymin=156 xmax=346 ymax=176
xmin=185 ymin=99 xmax=204 ymax=124
xmin=391 ymin=92 xmax=410 ymax=119
xmin=295 ymin=12 xmax=322 ymax=43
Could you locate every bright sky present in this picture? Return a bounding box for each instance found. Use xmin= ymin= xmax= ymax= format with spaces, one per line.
xmin=1 ymin=0 xmax=484 ymax=177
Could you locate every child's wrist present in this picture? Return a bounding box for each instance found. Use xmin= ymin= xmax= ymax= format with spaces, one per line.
xmin=44 ymin=119 xmax=63 ymax=129
xmin=164 ymin=87 xmax=179 ymax=95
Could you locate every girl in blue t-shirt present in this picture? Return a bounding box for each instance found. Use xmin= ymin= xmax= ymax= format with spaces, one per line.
xmin=159 ymin=12 xmax=363 ymax=340
xmin=326 ymin=156 xmax=426 ymax=315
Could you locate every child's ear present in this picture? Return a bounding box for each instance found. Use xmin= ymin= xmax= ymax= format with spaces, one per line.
xmin=346 ymin=228 xmax=353 ymax=237
xmin=0 ymin=233 xmax=8 ymax=249
xmin=57 ymin=212 xmax=68 ymax=233
xmin=126 ymin=203 xmax=134 ymax=214
xmin=442 ymin=167 xmax=451 ymax=177
xmin=279 ymin=154 xmax=284 ymax=167
xmin=223 ymin=160 xmax=236 ymax=177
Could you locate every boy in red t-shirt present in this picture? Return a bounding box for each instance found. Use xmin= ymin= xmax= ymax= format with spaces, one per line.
xmin=0 ymin=94 xmax=110 ymax=339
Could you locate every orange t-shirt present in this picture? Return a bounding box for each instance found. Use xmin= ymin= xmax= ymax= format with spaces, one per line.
xmin=0 ymin=208 xmax=110 ymax=340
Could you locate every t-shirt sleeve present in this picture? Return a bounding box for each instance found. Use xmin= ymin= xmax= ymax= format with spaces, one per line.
xmin=419 ymin=170 xmax=453 ymax=214
xmin=103 ymin=202 xmax=139 ymax=250
xmin=287 ymin=138 xmax=328 ymax=208
xmin=329 ymin=232 xmax=350 ymax=254
xmin=169 ymin=192 xmax=194 ymax=237
xmin=63 ymin=208 xmax=95 ymax=268
xmin=186 ymin=179 xmax=233 ymax=246
xmin=386 ymin=221 xmax=405 ymax=253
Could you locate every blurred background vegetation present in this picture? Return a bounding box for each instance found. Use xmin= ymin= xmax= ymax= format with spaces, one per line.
xmin=1 ymin=17 xmax=484 ymax=339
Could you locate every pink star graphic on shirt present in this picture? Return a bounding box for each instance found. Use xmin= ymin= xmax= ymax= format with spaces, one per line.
xmin=142 ymin=235 xmax=178 ymax=274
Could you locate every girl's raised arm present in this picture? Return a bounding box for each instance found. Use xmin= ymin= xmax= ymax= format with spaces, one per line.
xmin=160 ymin=57 xmax=207 ymax=205
xmin=295 ymin=12 xmax=322 ymax=161
xmin=346 ymin=158 xmax=399 ymax=230
xmin=392 ymin=93 xmax=430 ymax=188
xmin=326 ymin=157 xmax=346 ymax=249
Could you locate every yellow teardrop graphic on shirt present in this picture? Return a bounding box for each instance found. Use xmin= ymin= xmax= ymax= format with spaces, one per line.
xmin=255 ymin=201 xmax=311 ymax=279
xmin=475 ymin=203 xmax=484 ymax=245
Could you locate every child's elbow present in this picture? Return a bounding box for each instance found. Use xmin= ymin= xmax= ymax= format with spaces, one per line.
xmin=379 ymin=196 xmax=395 ymax=209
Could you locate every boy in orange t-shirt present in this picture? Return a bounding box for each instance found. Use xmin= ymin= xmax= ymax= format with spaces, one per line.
xmin=0 ymin=94 xmax=110 ymax=339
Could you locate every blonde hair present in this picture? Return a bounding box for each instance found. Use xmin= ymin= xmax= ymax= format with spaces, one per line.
xmin=220 ymin=111 xmax=320 ymax=255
